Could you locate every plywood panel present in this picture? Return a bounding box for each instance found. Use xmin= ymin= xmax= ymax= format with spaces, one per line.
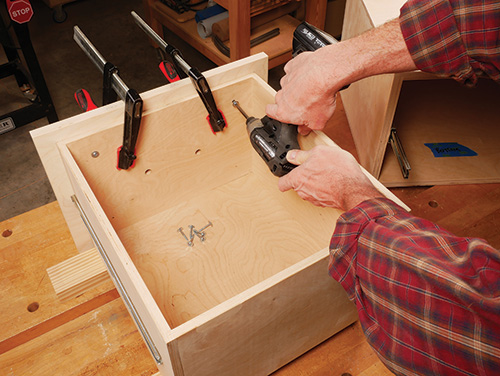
xmin=30 ymin=53 xmax=269 ymax=253
xmin=340 ymin=0 xmax=402 ymax=177
xmin=170 ymin=255 xmax=358 ymax=376
xmin=117 ymin=170 xmax=341 ymax=328
xmin=64 ymin=78 xmax=257 ymax=231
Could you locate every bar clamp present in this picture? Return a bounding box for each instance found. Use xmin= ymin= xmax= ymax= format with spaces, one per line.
xmin=73 ymin=26 xmax=143 ymax=170
xmin=131 ymin=11 xmax=226 ymax=133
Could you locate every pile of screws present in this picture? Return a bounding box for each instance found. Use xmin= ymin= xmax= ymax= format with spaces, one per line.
xmin=177 ymin=221 xmax=212 ymax=247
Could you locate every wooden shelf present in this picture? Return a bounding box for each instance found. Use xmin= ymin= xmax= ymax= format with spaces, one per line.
xmin=149 ymin=1 xmax=299 ymax=69
xmin=152 ymin=1 xmax=298 ymax=68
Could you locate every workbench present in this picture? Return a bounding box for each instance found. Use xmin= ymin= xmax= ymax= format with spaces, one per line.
xmin=2 ymin=89 xmax=499 ymax=374
xmin=141 ymin=0 xmax=327 ymax=69
xmin=0 ymin=189 xmax=388 ymax=375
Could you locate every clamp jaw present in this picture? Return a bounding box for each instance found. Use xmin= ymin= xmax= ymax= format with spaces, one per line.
xmin=118 ymin=89 xmax=143 ymax=170
xmin=73 ymin=26 xmax=143 ymax=170
xmin=188 ymin=67 xmax=226 ymax=133
xmin=131 ymin=11 xmax=226 ymax=133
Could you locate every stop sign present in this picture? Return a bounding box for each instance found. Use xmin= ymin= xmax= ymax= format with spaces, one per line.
xmin=7 ymin=0 xmax=34 ymax=24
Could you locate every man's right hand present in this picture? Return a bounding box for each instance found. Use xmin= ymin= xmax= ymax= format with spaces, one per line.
xmin=266 ymin=19 xmax=417 ymax=136
xmin=265 ymin=49 xmax=343 ymax=135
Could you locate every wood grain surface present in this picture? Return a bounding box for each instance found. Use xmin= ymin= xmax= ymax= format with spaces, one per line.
xmin=62 ymin=75 xmax=350 ymax=331
xmin=0 ymin=202 xmax=157 ymax=376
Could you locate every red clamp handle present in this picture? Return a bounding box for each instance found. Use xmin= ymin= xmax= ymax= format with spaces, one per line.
xmin=74 ymin=89 xmax=98 ymax=112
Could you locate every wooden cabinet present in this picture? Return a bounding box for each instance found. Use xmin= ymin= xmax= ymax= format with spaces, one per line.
xmin=340 ymin=0 xmax=500 ymax=187
xmin=31 ymin=53 xmax=405 ymax=375
xmin=142 ymin=0 xmax=327 ymax=69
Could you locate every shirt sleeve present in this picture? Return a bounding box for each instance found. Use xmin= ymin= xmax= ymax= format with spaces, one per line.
xmin=329 ymin=197 xmax=500 ymax=375
xmin=399 ymin=0 xmax=500 ymax=86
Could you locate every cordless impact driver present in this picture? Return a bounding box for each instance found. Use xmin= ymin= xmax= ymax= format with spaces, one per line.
xmin=232 ymin=100 xmax=299 ymax=177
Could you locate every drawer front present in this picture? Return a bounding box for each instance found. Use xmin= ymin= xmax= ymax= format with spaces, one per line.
xmin=169 ymin=254 xmax=358 ymax=376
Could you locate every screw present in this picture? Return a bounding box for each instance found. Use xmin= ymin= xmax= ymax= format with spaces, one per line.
xmin=232 ymin=100 xmax=249 ymax=119
xmin=188 ymin=225 xmax=195 ymax=242
xmin=91 ymin=151 xmax=100 ymax=158
xmin=198 ymin=221 xmax=213 ymax=232
xmin=177 ymin=227 xmax=193 ymax=247
xmin=193 ymin=229 xmax=205 ymax=242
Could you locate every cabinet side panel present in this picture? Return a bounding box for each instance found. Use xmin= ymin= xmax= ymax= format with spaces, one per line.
xmin=362 ymin=0 xmax=406 ymax=27
xmin=342 ymin=0 xmax=373 ymax=39
xmin=341 ymin=0 xmax=401 ymax=177
xmin=341 ymin=75 xmax=402 ymax=177
xmin=30 ymin=105 xmax=125 ymax=252
xmin=172 ymin=256 xmax=358 ymax=376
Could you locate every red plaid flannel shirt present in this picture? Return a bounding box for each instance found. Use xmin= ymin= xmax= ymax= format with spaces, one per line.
xmin=399 ymin=0 xmax=500 ymax=86
xmin=329 ymin=198 xmax=500 ymax=375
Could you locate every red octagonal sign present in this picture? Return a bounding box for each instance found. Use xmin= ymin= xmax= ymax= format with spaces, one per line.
xmin=7 ymin=0 xmax=34 ymax=24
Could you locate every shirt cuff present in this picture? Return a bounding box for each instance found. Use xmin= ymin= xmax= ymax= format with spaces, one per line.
xmin=328 ymin=198 xmax=406 ymax=300
xmin=399 ymin=0 xmax=476 ymax=86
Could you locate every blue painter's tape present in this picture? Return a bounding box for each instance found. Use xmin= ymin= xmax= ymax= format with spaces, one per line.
xmin=424 ymin=142 xmax=478 ymax=158
xmin=195 ymin=4 xmax=226 ymax=23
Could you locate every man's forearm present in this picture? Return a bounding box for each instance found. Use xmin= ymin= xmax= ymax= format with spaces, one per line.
xmin=329 ymin=197 xmax=500 ymax=375
xmin=332 ymin=19 xmax=417 ymax=87
xmin=265 ymin=16 xmax=418 ymax=130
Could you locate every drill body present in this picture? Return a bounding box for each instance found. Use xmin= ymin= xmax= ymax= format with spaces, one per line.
xmin=245 ymin=114 xmax=300 ymax=177
xmin=233 ymin=100 xmax=300 ymax=177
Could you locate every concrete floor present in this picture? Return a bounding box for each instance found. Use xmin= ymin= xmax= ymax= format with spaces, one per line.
xmin=0 ymin=0 xmax=285 ymax=221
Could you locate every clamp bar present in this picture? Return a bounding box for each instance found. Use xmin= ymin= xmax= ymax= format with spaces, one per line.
xmin=118 ymin=89 xmax=143 ymax=170
xmin=73 ymin=26 xmax=128 ymax=101
xmin=73 ymin=25 xmax=143 ymax=170
xmin=130 ymin=11 xmax=188 ymax=78
xmin=131 ymin=11 xmax=226 ymax=133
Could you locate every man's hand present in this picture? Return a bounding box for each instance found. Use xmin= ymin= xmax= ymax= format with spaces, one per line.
xmin=266 ymin=19 xmax=417 ymax=135
xmin=266 ymin=49 xmax=343 ymax=135
xmin=279 ymin=145 xmax=384 ymax=211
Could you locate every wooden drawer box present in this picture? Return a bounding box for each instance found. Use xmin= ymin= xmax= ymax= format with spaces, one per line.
xmin=31 ymin=53 xmax=403 ymax=375
xmin=341 ymin=0 xmax=500 ymax=187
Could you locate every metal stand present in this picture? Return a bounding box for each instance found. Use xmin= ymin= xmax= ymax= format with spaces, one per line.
xmin=0 ymin=10 xmax=58 ymax=135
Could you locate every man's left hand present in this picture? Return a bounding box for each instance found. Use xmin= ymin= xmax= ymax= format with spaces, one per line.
xmin=279 ymin=145 xmax=384 ymax=211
